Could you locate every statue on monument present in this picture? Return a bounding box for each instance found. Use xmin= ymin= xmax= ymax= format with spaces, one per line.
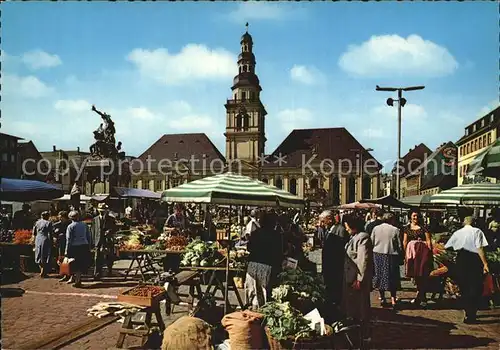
xmin=89 ymin=105 xmax=123 ymax=159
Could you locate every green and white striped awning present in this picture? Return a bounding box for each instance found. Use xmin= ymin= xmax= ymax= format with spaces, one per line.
xmin=430 ymin=183 xmax=500 ymax=206
xmin=161 ymin=172 xmax=304 ymax=208
xmin=468 ymin=137 xmax=500 ymax=178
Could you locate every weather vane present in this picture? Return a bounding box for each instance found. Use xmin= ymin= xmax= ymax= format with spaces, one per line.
xmin=245 ymin=22 xmax=249 ymax=32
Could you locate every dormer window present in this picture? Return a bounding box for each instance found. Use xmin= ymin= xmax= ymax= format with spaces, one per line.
xmin=491 ymin=114 xmax=495 ymax=122
xmin=472 ymin=124 xmax=476 ymax=132
xmin=482 ymin=119 xmax=485 ymax=127
xmin=465 ymin=128 xmax=469 ymax=136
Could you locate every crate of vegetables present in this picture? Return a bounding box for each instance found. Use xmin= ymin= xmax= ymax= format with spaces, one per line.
xmin=117 ymin=285 xmax=166 ymax=307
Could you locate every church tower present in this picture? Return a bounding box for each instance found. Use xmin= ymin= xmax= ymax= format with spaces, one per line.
xmin=224 ymin=24 xmax=267 ymax=164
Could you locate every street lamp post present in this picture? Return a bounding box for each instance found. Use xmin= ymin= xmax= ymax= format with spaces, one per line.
xmin=375 ymin=85 xmax=425 ymax=199
xmin=350 ymin=147 xmax=374 ymax=200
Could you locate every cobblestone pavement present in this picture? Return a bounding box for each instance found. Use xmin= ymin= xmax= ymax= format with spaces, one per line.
xmin=1 ymin=253 xmax=499 ymax=350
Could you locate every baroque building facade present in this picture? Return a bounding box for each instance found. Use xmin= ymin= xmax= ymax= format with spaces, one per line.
xmin=131 ymin=28 xmax=381 ymax=205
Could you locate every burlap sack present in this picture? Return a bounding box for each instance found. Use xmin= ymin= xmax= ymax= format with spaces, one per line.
xmin=221 ymin=310 xmax=264 ymax=350
xmin=161 ymin=316 xmax=212 ymax=350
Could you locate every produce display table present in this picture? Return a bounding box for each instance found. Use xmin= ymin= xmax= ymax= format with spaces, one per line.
xmin=120 ymin=250 xmax=185 ymax=281
xmin=180 ymin=266 xmax=245 ymax=310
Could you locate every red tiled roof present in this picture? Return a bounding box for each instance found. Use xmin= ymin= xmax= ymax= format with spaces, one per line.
xmin=397 ymin=143 xmax=432 ymax=177
xmin=132 ymin=133 xmax=225 ymax=173
xmin=264 ymin=127 xmax=381 ymax=170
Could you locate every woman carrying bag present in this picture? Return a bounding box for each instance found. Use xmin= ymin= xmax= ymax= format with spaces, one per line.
xmin=64 ymin=211 xmax=92 ymax=288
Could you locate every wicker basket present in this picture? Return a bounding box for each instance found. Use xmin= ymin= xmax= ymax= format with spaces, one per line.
xmin=265 ymin=325 xmax=333 ymax=350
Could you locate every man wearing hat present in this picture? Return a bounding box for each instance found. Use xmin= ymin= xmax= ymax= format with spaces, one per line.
xmin=91 ymin=203 xmax=117 ymax=279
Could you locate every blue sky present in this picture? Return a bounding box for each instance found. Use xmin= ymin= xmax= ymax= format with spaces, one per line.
xmin=3 ymin=2 xmax=499 ymax=171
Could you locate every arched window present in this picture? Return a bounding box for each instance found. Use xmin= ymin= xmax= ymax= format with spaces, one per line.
xmin=243 ymin=115 xmax=250 ymax=131
xmin=289 ymin=178 xmax=297 ymax=195
xmin=310 ymin=178 xmax=318 ymax=189
xmin=331 ymin=176 xmax=340 ymax=205
xmin=236 ymin=115 xmax=243 ymax=130
xmin=261 ymin=178 xmax=268 ymax=184
xmin=276 ymin=177 xmax=283 ymax=189
xmin=362 ymin=176 xmax=371 ymax=199
xmin=347 ymin=176 xmax=356 ymax=203
xmin=243 ymin=65 xmax=248 ymax=72
xmin=479 ymin=137 xmax=483 ymax=149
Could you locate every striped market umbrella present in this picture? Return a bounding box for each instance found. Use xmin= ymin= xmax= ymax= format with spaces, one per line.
xmin=430 ymin=183 xmax=500 ymax=206
xmin=468 ymin=137 xmax=500 ymax=178
xmin=161 ymin=172 xmax=304 ymax=208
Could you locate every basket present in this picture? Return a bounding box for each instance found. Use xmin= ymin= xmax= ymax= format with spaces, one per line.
xmin=265 ymin=325 xmax=333 ymax=350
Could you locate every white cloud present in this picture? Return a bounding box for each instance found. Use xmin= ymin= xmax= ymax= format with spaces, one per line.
xmin=290 ymin=65 xmax=324 ymax=85
xmin=362 ymin=128 xmax=386 ymax=139
xmin=54 ymin=99 xmax=91 ymax=113
xmin=338 ymin=34 xmax=458 ymax=78
xmin=3 ymin=74 xmax=54 ymax=98
xmin=227 ymin=2 xmax=301 ymax=22
xmin=479 ymin=99 xmax=500 ymax=116
xmin=277 ymin=108 xmax=313 ymax=131
xmin=127 ymin=44 xmax=236 ymax=85
xmin=168 ymin=115 xmax=214 ymax=130
xmin=21 ymin=50 xmax=62 ymax=69
xmin=127 ymin=107 xmax=159 ymax=121
xmin=372 ymin=103 xmax=428 ymax=122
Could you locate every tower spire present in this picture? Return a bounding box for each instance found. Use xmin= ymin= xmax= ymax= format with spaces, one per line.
xmin=245 ymin=22 xmax=249 ymax=33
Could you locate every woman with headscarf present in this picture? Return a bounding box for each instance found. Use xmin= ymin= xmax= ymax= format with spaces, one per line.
xmin=403 ymin=210 xmax=433 ymax=307
xmin=342 ymin=214 xmax=373 ymax=343
xmin=33 ymin=211 xmax=54 ymax=278
xmin=65 ymin=211 xmax=92 ymax=288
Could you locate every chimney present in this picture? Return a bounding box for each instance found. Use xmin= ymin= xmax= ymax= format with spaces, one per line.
xmin=53 ymin=145 xmax=56 ymax=152
xmin=77 ymin=146 xmax=80 ymax=153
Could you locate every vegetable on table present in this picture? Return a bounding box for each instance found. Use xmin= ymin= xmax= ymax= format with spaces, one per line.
xmin=258 ymin=301 xmax=314 ymax=341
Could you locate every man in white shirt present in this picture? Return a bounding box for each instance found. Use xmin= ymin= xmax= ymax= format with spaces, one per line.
xmin=445 ymin=216 xmax=489 ymax=323
xmin=245 ymin=209 xmax=260 ymax=236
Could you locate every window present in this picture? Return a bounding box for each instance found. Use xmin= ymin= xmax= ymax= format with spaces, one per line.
xmin=465 ymin=128 xmax=469 ymax=136
xmin=156 ymin=180 xmax=162 ymax=191
xmin=310 ymin=178 xmax=318 ymax=189
xmin=243 ymin=65 xmax=248 ymax=72
xmin=479 ymin=137 xmax=483 ymax=148
xmin=488 ymin=133 xmax=492 ymax=145
xmin=241 ymin=91 xmax=246 ymax=100
xmin=275 ymin=177 xmax=283 ymax=189
xmin=347 ymin=176 xmax=356 ymax=203
xmin=243 ymin=115 xmax=250 ymax=131
xmin=473 ymin=124 xmax=476 ymax=132
xmin=133 ymin=180 xmax=139 ymax=188
xmin=482 ymin=119 xmax=485 ymax=127
xmin=491 ymin=114 xmax=495 ymax=122
xmin=362 ymin=176 xmax=371 ymax=199
xmin=10 ymin=154 xmax=15 ymax=163
xmin=475 ymin=139 xmax=479 ymax=151
xmin=236 ymin=115 xmax=243 ymax=130
xmin=250 ymin=91 xmax=255 ymax=100
xmin=1 ymin=153 xmax=7 ymax=162
xmin=289 ymin=178 xmax=297 ymax=195
xmin=331 ymin=176 xmax=340 ymax=205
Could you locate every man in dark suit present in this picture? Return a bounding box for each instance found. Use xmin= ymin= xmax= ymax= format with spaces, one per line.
xmin=320 ymin=210 xmax=349 ymax=320
xmin=91 ymin=203 xmax=117 ymax=279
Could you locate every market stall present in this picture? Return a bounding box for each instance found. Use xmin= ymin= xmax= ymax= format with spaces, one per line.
xmin=161 ymin=172 xmax=305 ymax=314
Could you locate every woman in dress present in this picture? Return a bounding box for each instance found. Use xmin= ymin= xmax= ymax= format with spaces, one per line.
xmin=403 ymin=210 xmax=433 ymax=307
xmin=33 ymin=211 xmax=53 ymax=278
xmin=65 ymin=211 xmax=92 ymax=288
xmin=245 ymin=211 xmax=283 ymax=309
xmin=342 ymin=215 xmax=373 ymax=342
xmin=371 ymin=212 xmax=403 ymax=309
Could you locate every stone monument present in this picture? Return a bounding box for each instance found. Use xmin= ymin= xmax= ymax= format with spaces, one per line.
xmin=83 ymin=105 xmax=129 ymax=195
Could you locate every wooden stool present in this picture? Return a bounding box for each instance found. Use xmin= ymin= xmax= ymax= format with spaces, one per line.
xmin=169 ymin=271 xmax=202 ymax=314
xmin=116 ymin=305 xmax=165 ymax=348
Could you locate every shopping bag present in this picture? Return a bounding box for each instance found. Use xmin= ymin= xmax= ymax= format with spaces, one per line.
xmin=483 ymin=273 xmax=494 ymax=297
xmin=59 ymin=257 xmax=75 ymax=276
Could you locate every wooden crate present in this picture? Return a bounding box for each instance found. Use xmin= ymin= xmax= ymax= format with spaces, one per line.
xmin=117 ymin=286 xmax=166 ymax=307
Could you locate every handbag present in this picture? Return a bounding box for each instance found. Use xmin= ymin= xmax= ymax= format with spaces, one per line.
xmin=483 ymin=273 xmax=494 ymax=297
xmin=59 ymin=257 xmax=75 ymax=276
